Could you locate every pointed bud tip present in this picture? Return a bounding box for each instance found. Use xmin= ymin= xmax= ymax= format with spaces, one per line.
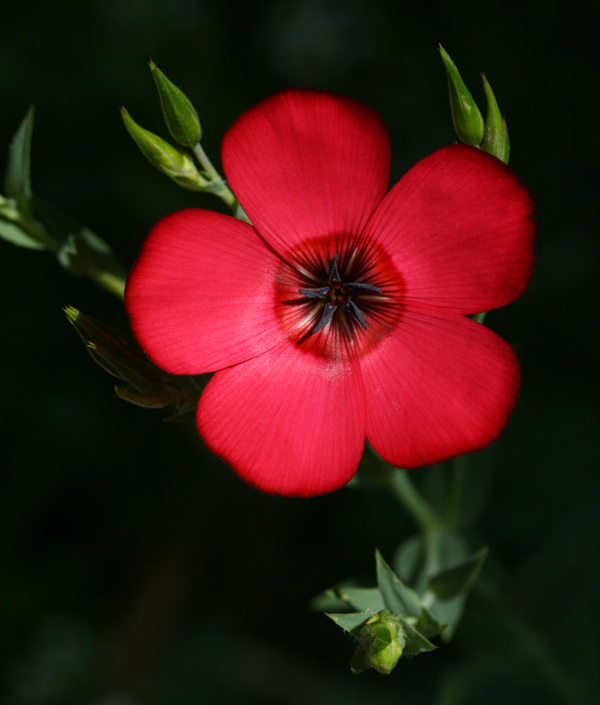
xmin=480 ymin=73 xmax=510 ymax=163
xmin=64 ymin=305 xmax=79 ymax=324
xmin=120 ymin=108 xmax=205 ymax=187
xmin=150 ymin=63 xmax=202 ymax=147
xmin=440 ymin=47 xmax=484 ymax=147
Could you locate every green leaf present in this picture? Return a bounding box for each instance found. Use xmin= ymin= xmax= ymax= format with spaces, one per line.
xmin=0 ymin=217 xmax=45 ymax=250
xmin=310 ymin=588 xmax=349 ymax=612
xmin=336 ymin=587 xmax=386 ymax=612
xmin=393 ymin=534 xmax=424 ymax=585
xmin=376 ymin=550 xmax=422 ymax=618
xmin=415 ymin=606 xmax=446 ymax=639
xmin=430 ymin=595 xmax=466 ymax=642
xmin=398 ymin=617 xmax=437 ymax=656
xmin=428 ymin=547 xmax=488 ymax=600
xmin=4 ymin=107 xmax=34 ymax=218
xmin=57 ymin=227 xmax=126 ymax=297
xmin=326 ymin=611 xmax=373 ymax=636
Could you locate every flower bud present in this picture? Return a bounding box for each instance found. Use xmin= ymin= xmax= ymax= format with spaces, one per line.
xmin=65 ymin=307 xmax=202 ymax=412
xmin=121 ymin=108 xmax=208 ymax=190
xmin=65 ymin=306 xmax=157 ymax=383
xmin=150 ymin=61 xmax=202 ymax=148
xmin=439 ymin=45 xmax=484 ymax=146
xmin=358 ymin=611 xmax=406 ymax=675
xmin=480 ymin=74 xmax=510 ymax=164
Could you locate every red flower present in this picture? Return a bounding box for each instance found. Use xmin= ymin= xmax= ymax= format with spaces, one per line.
xmin=125 ymin=89 xmax=536 ymax=497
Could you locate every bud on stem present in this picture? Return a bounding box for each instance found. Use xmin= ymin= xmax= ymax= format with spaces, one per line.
xmin=352 ymin=611 xmax=406 ymax=675
xmin=150 ymin=61 xmax=202 ymax=148
xmin=120 ymin=108 xmax=208 ymax=190
xmin=439 ymin=45 xmax=484 ymax=146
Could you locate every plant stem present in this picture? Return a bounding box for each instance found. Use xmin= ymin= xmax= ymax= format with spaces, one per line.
xmin=192 ymin=143 xmax=238 ymax=211
xmin=91 ymin=269 xmax=126 ymax=299
xmin=443 ymin=455 xmax=466 ymax=528
xmin=389 ymin=468 xmax=439 ymax=532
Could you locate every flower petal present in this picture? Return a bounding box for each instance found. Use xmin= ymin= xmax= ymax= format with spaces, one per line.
xmin=361 ymin=305 xmax=521 ymax=468
xmin=197 ymin=334 xmax=366 ymax=497
xmin=222 ymin=89 xmax=391 ymax=260
xmin=125 ymin=209 xmax=288 ymax=375
xmin=364 ymin=145 xmax=536 ymax=314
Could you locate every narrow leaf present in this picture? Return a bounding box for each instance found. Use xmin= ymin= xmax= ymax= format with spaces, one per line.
xmin=376 ymin=550 xmax=421 ymax=618
xmin=0 ymin=218 xmax=45 ymax=250
xmin=399 ymin=618 xmax=437 ymax=656
xmin=326 ymin=611 xmax=373 ymax=636
xmin=4 ymin=107 xmax=34 ymax=217
xmin=415 ymin=606 xmax=446 ymax=639
xmin=336 ymin=587 xmax=386 ymax=612
xmin=428 ymin=547 xmax=488 ymax=600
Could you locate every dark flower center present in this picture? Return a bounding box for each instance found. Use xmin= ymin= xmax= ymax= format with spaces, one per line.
xmin=298 ymin=254 xmax=383 ymax=334
xmin=273 ymin=234 xmax=404 ymax=360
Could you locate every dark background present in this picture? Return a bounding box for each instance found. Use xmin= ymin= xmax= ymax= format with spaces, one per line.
xmin=1 ymin=1 xmax=598 ymax=703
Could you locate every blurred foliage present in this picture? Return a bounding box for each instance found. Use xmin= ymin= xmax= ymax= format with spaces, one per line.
xmin=1 ymin=1 xmax=599 ymax=704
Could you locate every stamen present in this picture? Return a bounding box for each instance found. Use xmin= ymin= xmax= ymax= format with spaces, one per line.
xmin=298 ymin=286 xmax=330 ymax=299
xmin=343 ymin=299 xmax=368 ymax=330
xmin=312 ymin=302 xmax=337 ymax=333
xmin=328 ymin=254 xmax=341 ymax=283
xmin=347 ymin=281 xmax=383 ymax=294
xmin=296 ymin=253 xmax=384 ymax=336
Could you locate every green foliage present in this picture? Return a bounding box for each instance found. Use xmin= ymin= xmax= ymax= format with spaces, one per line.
xmin=0 ymin=110 xmax=126 ymax=296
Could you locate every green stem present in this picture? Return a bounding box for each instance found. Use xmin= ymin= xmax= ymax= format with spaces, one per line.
xmin=192 ymin=143 xmax=238 ymax=212
xmin=90 ymin=268 xmax=126 ymax=299
xmin=443 ymin=455 xmax=466 ymax=528
xmin=389 ymin=468 xmax=439 ymax=532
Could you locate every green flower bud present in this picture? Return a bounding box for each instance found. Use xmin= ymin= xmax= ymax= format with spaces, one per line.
xmin=480 ymin=74 xmax=510 ymax=164
xmin=150 ymin=61 xmax=202 ymax=148
xmin=65 ymin=306 xmax=158 ymax=384
xmin=439 ymin=45 xmax=484 ymax=146
xmin=358 ymin=611 xmax=406 ymax=675
xmin=64 ymin=306 xmax=182 ymax=408
xmin=121 ymin=108 xmax=208 ymax=190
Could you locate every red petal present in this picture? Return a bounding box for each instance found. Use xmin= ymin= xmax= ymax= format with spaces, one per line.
xmin=125 ymin=209 xmax=288 ymax=375
xmin=364 ymin=145 xmax=536 ymax=314
xmin=361 ymin=305 xmax=521 ymax=467
xmin=222 ymin=89 xmax=391 ymax=261
xmin=197 ymin=336 xmax=366 ymax=497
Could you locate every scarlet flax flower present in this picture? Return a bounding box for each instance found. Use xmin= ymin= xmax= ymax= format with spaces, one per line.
xmin=125 ymin=89 xmax=536 ymax=497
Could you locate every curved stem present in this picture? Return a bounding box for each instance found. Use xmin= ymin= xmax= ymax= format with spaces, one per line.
xmin=192 ymin=143 xmax=238 ymax=211
xmin=389 ymin=468 xmax=439 ymax=532
xmin=443 ymin=455 xmax=466 ymax=528
xmin=90 ymin=269 xmax=126 ymax=299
